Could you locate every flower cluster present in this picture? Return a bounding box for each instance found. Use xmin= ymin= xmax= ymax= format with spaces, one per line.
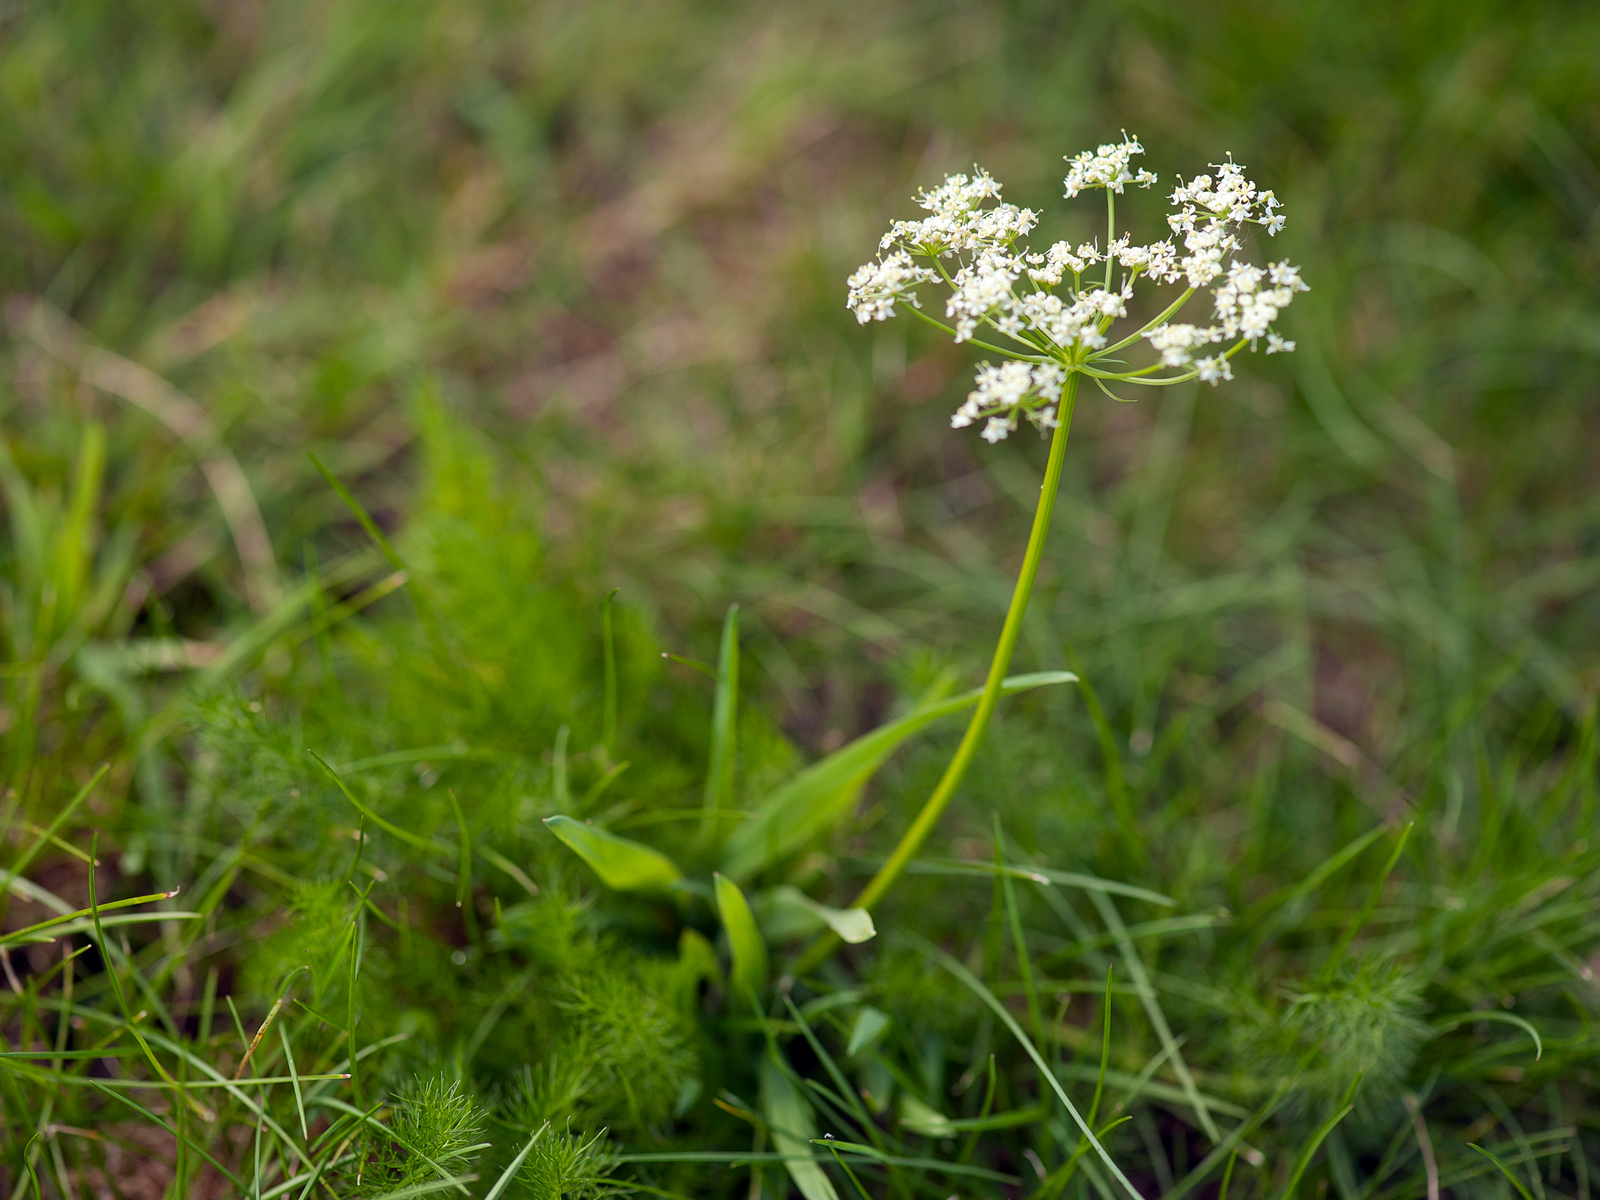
xmin=845 ymin=250 xmax=936 ymax=324
xmin=951 ymin=360 xmax=1067 ymax=443
xmin=1166 ymin=158 xmax=1287 ymax=288
xmin=847 ymin=137 xmax=1306 ymax=437
xmin=1063 ymin=135 xmax=1159 ymax=197
xmin=1140 ymin=258 xmax=1309 ymax=375
xmin=876 ymin=169 xmax=1039 ymax=257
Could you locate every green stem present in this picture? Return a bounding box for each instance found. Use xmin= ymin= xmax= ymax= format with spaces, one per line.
xmin=1104 ymin=191 xmax=1116 ymax=293
xmin=795 ymin=373 xmax=1081 ymax=973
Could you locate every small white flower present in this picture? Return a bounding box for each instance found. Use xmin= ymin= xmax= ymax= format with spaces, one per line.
xmin=1196 ymin=355 xmax=1234 ymax=385
xmin=846 ymin=250 xmax=934 ymax=323
xmin=1144 ymin=322 xmax=1222 ymax=367
xmin=1064 ymin=135 xmax=1158 ymax=197
xmin=1268 ymin=261 xmax=1308 ymax=291
xmin=1026 ymin=240 xmax=1088 ymax=286
xmin=1266 ymin=332 xmax=1295 ymax=354
xmin=945 ymin=249 xmax=1024 ymax=342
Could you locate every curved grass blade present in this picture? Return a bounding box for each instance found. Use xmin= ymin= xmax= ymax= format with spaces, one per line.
xmin=721 ymin=671 xmax=1075 ymax=880
xmin=801 ymin=1138 xmax=1021 ymax=1185
xmin=905 ymin=858 xmax=1177 ymax=907
xmin=311 ymin=751 xmax=443 ymax=856
xmin=307 ymin=451 xmax=404 ymax=572
xmin=1274 ymin=1099 xmax=1356 ymax=1200
xmin=1469 ymin=1143 xmax=1536 ymax=1200
xmin=544 ymin=815 xmax=683 ymax=892
xmin=1431 ymin=1011 xmax=1542 ymax=1061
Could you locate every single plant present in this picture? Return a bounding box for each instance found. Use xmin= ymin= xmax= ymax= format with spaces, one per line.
xmin=806 ymin=136 xmax=1307 ymax=965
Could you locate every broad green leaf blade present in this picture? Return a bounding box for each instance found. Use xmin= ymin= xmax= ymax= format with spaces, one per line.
xmin=544 ymin=816 xmax=682 ymax=892
xmin=720 ymin=671 xmax=1075 ymax=881
xmin=846 ymin=1006 xmax=890 ymax=1057
xmin=759 ymin=1055 xmax=840 ymax=1200
xmin=755 ymin=886 xmax=876 ymax=945
xmin=899 ymin=1093 xmax=955 ymax=1138
xmin=702 ymin=603 xmax=739 ymax=835
xmin=714 ymin=873 xmax=768 ymax=999
xmin=810 ymin=902 xmax=874 ymax=944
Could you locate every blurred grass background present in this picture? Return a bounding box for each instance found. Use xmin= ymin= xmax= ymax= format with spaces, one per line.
xmin=2 ymin=0 xmax=1599 ymax=1193
xmin=5 ymin=0 xmax=1596 ymax=748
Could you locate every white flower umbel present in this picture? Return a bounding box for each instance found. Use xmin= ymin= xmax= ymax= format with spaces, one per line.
xmin=846 ymin=137 xmax=1305 ymax=440
xmin=811 ymin=138 xmax=1307 ymax=989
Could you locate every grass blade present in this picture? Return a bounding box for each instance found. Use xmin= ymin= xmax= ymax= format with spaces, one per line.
xmin=1470 ymin=1143 xmax=1537 ymax=1200
xmin=1431 ymin=1011 xmax=1543 ymax=1061
xmin=484 ymin=1122 xmax=550 ymax=1200
xmin=1088 ymin=890 xmax=1220 ymax=1143
xmin=703 ymin=602 xmax=740 ymax=838
xmin=311 ymin=751 xmax=443 ymax=856
xmin=917 ymin=936 xmax=1145 ymax=1200
xmin=602 ymin=588 xmax=620 ymax=753
xmin=307 ymin=451 xmax=404 ymax=572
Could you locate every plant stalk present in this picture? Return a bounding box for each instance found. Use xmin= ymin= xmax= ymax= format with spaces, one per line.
xmin=796 ymin=373 xmax=1080 ymax=972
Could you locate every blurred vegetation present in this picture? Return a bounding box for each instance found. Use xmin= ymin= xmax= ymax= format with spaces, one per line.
xmin=0 ymin=0 xmax=1597 ymax=1196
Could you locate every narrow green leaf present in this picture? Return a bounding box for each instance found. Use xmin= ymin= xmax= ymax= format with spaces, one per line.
xmin=311 ymin=751 xmax=442 ymax=856
xmin=601 ymin=588 xmax=620 ymax=752
xmin=484 ymin=1123 xmax=549 ymax=1200
xmin=721 ymin=671 xmax=1075 ymax=880
xmin=759 ymin=1055 xmax=840 ymax=1200
xmin=905 ymin=859 xmax=1176 ymax=907
xmin=1324 ymin=822 xmax=1413 ymax=978
xmin=714 ymin=873 xmax=768 ymax=998
xmin=277 ymin=1023 xmax=307 ymax=1140
xmin=1470 ymin=1143 xmax=1537 ymax=1200
xmin=543 ymin=816 xmax=682 ymax=892
xmin=307 ymin=451 xmax=404 ymax=572
xmin=703 ymin=603 xmax=740 ymax=837
xmin=1088 ymin=889 xmax=1219 ymax=1143
xmin=0 ymin=762 xmax=108 ymax=894
xmin=448 ymin=789 xmax=472 ymax=910
xmin=1273 ymin=1102 xmax=1354 ymax=1200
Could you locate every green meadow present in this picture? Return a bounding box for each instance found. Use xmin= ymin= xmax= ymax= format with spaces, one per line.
xmin=1 ymin=2 xmax=1597 ymax=1197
